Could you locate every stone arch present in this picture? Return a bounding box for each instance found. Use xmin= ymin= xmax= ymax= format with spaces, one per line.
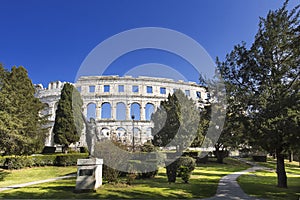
xmin=101 ymin=102 xmax=111 ymax=119
xmin=130 ymin=102 xmax=141 ymax=120
xmin=101 ymin=127 xmax=110 ymax=137
xmin=145 ymin=103 xmax=155 ymax=121
xmin=116 ymin=102 xmax=126 ymax=120
xmin=116 ymin=127 xmax=127 ymax=141
xmin=133 ymin=127 xmax=141 ymax=137
xmin=87 ymin=102 xmax=96 ymax=120
xmin=146 ymin=127 xmax=152 ymax=138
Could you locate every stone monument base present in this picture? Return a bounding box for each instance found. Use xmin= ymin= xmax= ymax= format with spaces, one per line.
xmin=75 ymin=158 xmax=103 ymax=192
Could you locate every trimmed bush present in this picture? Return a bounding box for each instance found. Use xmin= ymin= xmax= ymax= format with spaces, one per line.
xmin=42 ymin=146 xmax=56 ymax=154
xmin=176 ymin=156 xmax=196 ymax=183
xmin=103 ymin=164 xmax=121 ymax=183
xmin=0 ymin=153 xmax=88 ymax=169
xmin=4 ymin=156 xmax=34 ymax=170
xmin=166 ymin=160 xmax=177 ymax=183
xmin=54 ymin=154 xmax=88 ymax=166
xmin=32 ymin=154 xmax=57 ymax=166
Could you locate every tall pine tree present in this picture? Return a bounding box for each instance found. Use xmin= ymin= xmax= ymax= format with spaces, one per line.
xmin=53 ymin=83 xmax=83 ymax=152
xmin=0 ymin=65 xmax=48 ymax=155
xmin=218 ymin=1 xmax=299 ymax=188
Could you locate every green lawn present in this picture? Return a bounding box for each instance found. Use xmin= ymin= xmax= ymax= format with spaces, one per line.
xmin=0 ymin=166 xmax=77 ymax=187
xmin=0 ymin=157 xmax=250 ymax=199
xmin=238 ymin=158 xmax=300 ymax=200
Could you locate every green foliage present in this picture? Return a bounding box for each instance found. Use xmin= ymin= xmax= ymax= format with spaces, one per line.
xmin=166 ymin=160 xmax=177 ymax=183
xmin=0 ymin=153 xmax=88 ymax=169
xmin=4 ymin=156 xmax=34 ymax=170
xmin=176 ymin=156 xmax=196 ymax=183
xmin=54 ymin=154 xmax=87 ymax=166
xmin=152 ymin=90 xmax=203 ymax=152
xmin=103 ymin=164 xmax=121 ymax=183
xmin=0 ymin=65 xmax=48 ymax=155
xmin=140 ymin=141 xmax=157 ymax=152
xmin=217 ymin=1 xmax=300 ymax=187
xmin=53 ymin=83 xmax=83 ymax=151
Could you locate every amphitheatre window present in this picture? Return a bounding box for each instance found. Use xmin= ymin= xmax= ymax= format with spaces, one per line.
xmin=160 ymin=87 xmax=166 ymax=94
xmin=196 ymin=91 xmax=201 ymax=98
xmin=104 ymin=85 xmax=110 ymax=92
xmin=101 ymin=102 xmax=111 ymax=119
xmin=146 ymin=128 xmax=152 ymax=138
xmin=185 ymin=90 xmax=190 ymax=96
xmin=89 ymin=85 xmax=95 ymax=93
xmin=145 ymin=103 xmax=155 ymax=121
xmin=207 ymin=93 xmax=210 ymax=98
xmin=146 ymin=86 xmax=153 ymax=93
xmin=77 ymin=87 xmax=81 ymax=92
xmin=132 ymin=85 xmax=139 ymax=93
xmin=87 ymin=103 xmax=96 ymax=120
xmin=130 ymin=103 xmax=141 ymax=120
xmin=116 ymin=102 xmax=126 ymax=120
xmin=118 ymin=85 xmax=124 ymax=92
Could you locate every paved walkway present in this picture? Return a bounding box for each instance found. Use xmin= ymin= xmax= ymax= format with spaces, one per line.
xmin=0 ymin=174 xmax=76 ymax=192
xmin=203 ymin=166 xmax=266 ymax=200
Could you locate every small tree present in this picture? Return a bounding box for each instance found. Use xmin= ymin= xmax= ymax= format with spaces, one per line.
xmin=53 ymin=83 xmax=83 ymax=153
xmin=152 ymin=90 xmax=202 ymax=152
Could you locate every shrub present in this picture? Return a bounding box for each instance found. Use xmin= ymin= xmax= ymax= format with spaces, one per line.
xmin=80 ymin=146 xmax=89 ymax=153
xmin=0 ymin=156 xmax=7 ymax=167
xmin=103 ymin=164 xmax=121 ymax=183
xmin=54 ymin=153 xmax=88 ymax=166
xmin=42 ymin=146 xmax=56 ymax=154
xmin=176 ymin=156 xmax=196 ymax=183
xmin=32 ymin=154 xmax=56 ymax=166
xmin=166 ymin=160 xmax=177 ymax=183
xmin=4 ymin=156 xmax=34 ymax=170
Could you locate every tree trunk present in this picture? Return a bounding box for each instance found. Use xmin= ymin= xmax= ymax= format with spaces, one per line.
xmin=288 ymin=151 xmax=293 ymax=162
xmin=276 ymin=150 xmax=287 ymax=188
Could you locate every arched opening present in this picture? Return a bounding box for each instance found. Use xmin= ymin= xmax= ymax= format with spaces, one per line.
xmin=116 ymin=102 xmax=126 ymax=120
xmin=116 ymin=127 xmax=127 ymax=141
xmin=145 ymin=103 xmax=155 ymax=121
xmin=146 ymin=127 xmax=152 ymax=138
xmin=101 ymin=127 xmax=110 ymax=137
xmin=101 ymin=102 xmax=111 ymax=119
xmin=130 ymin=103 xmax=141 ymax=120
xmin=87 ymin=103 xmax=96 ymax=120
xmin=133 ymin=127 xmax=141 ymax=144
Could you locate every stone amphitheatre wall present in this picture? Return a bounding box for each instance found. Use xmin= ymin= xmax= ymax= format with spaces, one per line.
xmin=35 ymin=76 xmax=208 ymax=147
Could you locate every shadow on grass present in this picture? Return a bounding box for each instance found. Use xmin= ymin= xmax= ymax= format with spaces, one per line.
xmin=0 ymin=170 xmax=10 ymax=181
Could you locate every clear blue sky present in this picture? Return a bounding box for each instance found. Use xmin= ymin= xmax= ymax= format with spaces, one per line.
xmin=0 ymin=0 xmax=298 ymax=86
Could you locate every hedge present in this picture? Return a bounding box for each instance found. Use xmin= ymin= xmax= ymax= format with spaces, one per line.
xmin=1 ymin=153 xmax=88 ymax=170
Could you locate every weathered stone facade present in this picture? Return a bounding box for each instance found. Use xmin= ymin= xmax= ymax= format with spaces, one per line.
xmin=35 ymin=76 xmax=208 ymax=147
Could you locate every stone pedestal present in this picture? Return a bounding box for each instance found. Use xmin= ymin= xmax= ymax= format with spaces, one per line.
xmin=75 ymin=158 xmax=103 ymax=192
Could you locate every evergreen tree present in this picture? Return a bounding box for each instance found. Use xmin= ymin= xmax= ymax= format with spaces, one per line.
xmin=53 ymin=83 xmax=83 ymax=152
xmin=0 ymin=65 xmax=48 ymax=155
xmin=218 ymin=1 xmax=299 ymax=187
xmin=151 ymin=90 xmax=202 ymax=152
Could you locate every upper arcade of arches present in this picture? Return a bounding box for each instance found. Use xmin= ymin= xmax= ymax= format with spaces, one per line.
xmin=75 ymin=75 xmax=208 ymax=101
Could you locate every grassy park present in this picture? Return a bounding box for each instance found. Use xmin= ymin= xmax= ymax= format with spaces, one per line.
xmin=238 ymin=158 xmax=300 ymax=200
xmin=0 ymin=157 xmax=250 ymax=199
xmin=0 ymin=157 xmax=299 ymax=199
